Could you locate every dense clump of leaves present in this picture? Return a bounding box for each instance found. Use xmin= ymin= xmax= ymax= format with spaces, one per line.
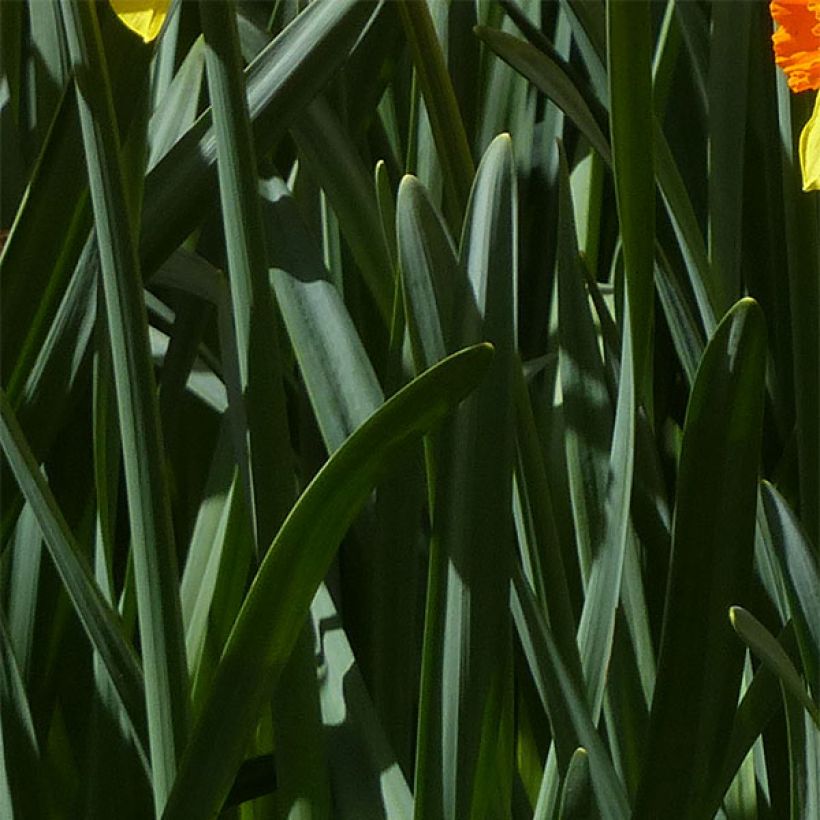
xmin=1 ymin=2 xmax=818 ymax=819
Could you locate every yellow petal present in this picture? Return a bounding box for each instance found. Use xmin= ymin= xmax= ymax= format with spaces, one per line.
xmin=109 ymin=0 xmax=171 ymax=43
xmin=799 ymin=90 xmax=820 ymax=191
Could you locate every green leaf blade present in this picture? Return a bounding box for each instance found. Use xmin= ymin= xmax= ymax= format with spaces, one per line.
xmin=607 ymin=0 xmax=655 ymax=420
xmin=634 ymin=298 xmax=767 ymax=820
xmin=162 ymin=343 xmax=493 ymax=820
xmin=59 ymin=1 xmax=189 ymax=809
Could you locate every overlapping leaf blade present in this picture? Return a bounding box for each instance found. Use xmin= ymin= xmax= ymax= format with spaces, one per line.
xmin=162 ymin=343 xmax=493 ymax=820
xmin=634 ymin=298 xmax=767 ymax=819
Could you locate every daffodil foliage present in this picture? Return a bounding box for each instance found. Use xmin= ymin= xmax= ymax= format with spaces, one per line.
xmin=1 ymin=2 xmax=818 ymax=819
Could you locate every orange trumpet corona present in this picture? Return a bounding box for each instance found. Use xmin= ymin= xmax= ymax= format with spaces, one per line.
xmin=770 ymin=0 xmax=820 ymax=93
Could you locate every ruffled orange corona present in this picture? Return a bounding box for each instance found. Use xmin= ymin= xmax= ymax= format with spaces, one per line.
xmin=771 ymin=1 xmax=820 ymax=189
xmin=771 ymin=0 xmax=820 ymax=92
xmin=109 ymin=0 xmax=171 ymax=43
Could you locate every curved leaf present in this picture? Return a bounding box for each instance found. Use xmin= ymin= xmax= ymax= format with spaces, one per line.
xmin=162 ymin=343 xmax=494 ymax=820
xmin=634 ymin=298 xmax=767 ymax=820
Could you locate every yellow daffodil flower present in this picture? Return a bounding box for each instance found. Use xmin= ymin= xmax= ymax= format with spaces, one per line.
xmin=800 ymin=90 xmax=820 ymax=189
xmin=770 ymin=0 xmax=820 ymax=190
xmin=109 ymin=0 xmax=171 ymax=44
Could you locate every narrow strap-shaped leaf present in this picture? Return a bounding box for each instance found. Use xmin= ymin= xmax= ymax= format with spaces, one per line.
xmin=1 ymin=236 xmax=98 ymax=548
xmin=707 ymin=0 xmax=751 ymax=310
xmin=513 ymin=359 xmax=581 ymax=679
xmin=0 ymin=388 xmax=147 ymax=762
xmin=395 ymin=172 xmax=458 ymax=818
xmin=370 ymin=165 xmax=425 ymax=770
xmin=576 ymin=290 xmax=636 ymax=720
xmin=511 ymin=568 xmax=630 ymax=820
xmin=179 ymin=422 xmax=236 ymax=667
xmin=729 ymin=607 xmax=819 ymax=725
xmin=475 ymin=25 xmax=611 ymax=164
xmin=654 ymin=119 xmax=719 ymax=335
xmin=784 ymin=689 xmax=820 ymax=820
xmin=0 ymin=612 xmax=42 ymax=820
xmin=2 ymin=83 xmax=90 ymax=401
xmin=558 ymin=747 xmax=592 ymax=820
xmin=84 ymin=330 xmax=154 ymax=817
xmin=263 ymin=173 xmax=404 ymax=766
xmin=396 ymin=0 xmax=474 ymax=224
xmin=147 ymin=35 xmax=205 ymax=170
xmin=148 ymin=0 xmax=181 ymax=108
xmin=6 ymin=504 xmax=43 ymax=682
xmin=761 ymin=481 xmax=820 ymax=696
xmin=607 ymin=0 xmax=655 ymax=420
xmin=199 ymin=9 xmax=322 ymax=812
xmin=140 ymin=0 xmax=378 ymax=275
xmin=4 ymin=16 xmax=152 ymax=404
xmin=200 ymin=0 xmax=292 ymax=553
xmin=231 ymin=4 xmax=384 ymax=320
xmin=311 ymin=583 xmax=414 ymax=819
xmin=292 ymin=96 xmax=395 ymax=321
xmin=478 ymin=15 xmax=718 ymax=348
xmin=59 ymin=1 xmax=189 ymax=809
xmin=432 ymin=135 xmax=517 ymax=820
xmin=260 ymin=176 xmax=384 ymax=452
xmin=634 ymin=298 xmax=767 ymax=820
xmin=5 ymin=2 xmax=378 ymax=517
xmin=669 ymin=0 xmax=708 ymax=112
xmin=557 ymin=143 xmax=611 ymax=585
xmin=556 ymin=144 xmax=637 ymax=725
xmin=654 ymin=246 xmax=704 ymax=387
xmin=376 ymin=159 xmax=399 ymax=274
xmin=703 ymin=621 xmax=800 ymax=817
xmin=162 ymin=343 xmax=493 ymax=820
xmin=397 ymin=173 xmax=458 ymax=372
xmin=557 ymin=0 xmax=608 ymax=98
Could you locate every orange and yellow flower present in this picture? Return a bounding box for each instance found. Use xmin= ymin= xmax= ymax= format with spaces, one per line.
xmin=770 ymin=1 xmax=820 ymax=189
xmin=109 ymin=0 xmax=171 ymax=44
xmin=771 ymin=0 xmax=820 ymax=92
